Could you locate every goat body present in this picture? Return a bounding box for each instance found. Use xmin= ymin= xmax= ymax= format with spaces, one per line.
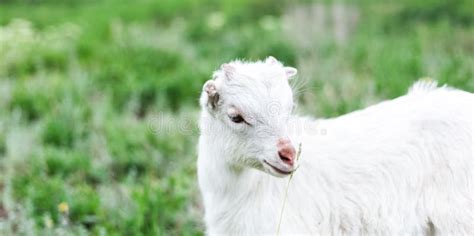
xmin=198 ymin=59 xmax=473 ymax=235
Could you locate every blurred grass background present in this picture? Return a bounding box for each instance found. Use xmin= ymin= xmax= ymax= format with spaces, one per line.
xmin=0 ymin=0 xmax=472 ymax=235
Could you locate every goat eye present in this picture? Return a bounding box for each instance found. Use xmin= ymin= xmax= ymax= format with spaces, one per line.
xmin=229 ymin=114 xmax=245 ymax=123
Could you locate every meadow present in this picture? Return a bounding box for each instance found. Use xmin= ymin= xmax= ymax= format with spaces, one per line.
xmin=0 ymin=0 xmax=472 ymax=235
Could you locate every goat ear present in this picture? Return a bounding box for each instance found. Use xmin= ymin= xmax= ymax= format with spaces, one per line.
xmin=265 ymin=56 xmax=278 ymax=65
xmin=284 ymin=67 xmax=297 ymax=79
xmin=221 ymin=63 xmax=235 ymax=79
xmin=203 ymin=80 xmax=220 ymax=109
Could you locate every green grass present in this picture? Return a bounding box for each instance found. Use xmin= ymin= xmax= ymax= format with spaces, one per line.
xmin=0 ymin=0 xmax=473 ymax=235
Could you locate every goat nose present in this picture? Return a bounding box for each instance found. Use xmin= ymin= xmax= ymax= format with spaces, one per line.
xmin=277 ymin=138 xmax=296 ymax=166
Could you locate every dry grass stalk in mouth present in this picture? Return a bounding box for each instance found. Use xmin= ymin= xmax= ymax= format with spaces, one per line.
xmin=276 ymin=142 xmax=302 ymax=236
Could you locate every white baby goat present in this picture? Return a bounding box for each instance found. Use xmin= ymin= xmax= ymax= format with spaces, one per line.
xmin=197 ymin=57 xmax=473 ymax=235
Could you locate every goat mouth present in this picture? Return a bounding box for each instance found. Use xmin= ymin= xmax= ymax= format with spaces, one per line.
xmin=263 ymin=160 xmax=293 ymax=175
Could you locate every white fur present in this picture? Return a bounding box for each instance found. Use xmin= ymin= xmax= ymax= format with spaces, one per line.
xmin=198 ymin=58 xmax=474 ymax=235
